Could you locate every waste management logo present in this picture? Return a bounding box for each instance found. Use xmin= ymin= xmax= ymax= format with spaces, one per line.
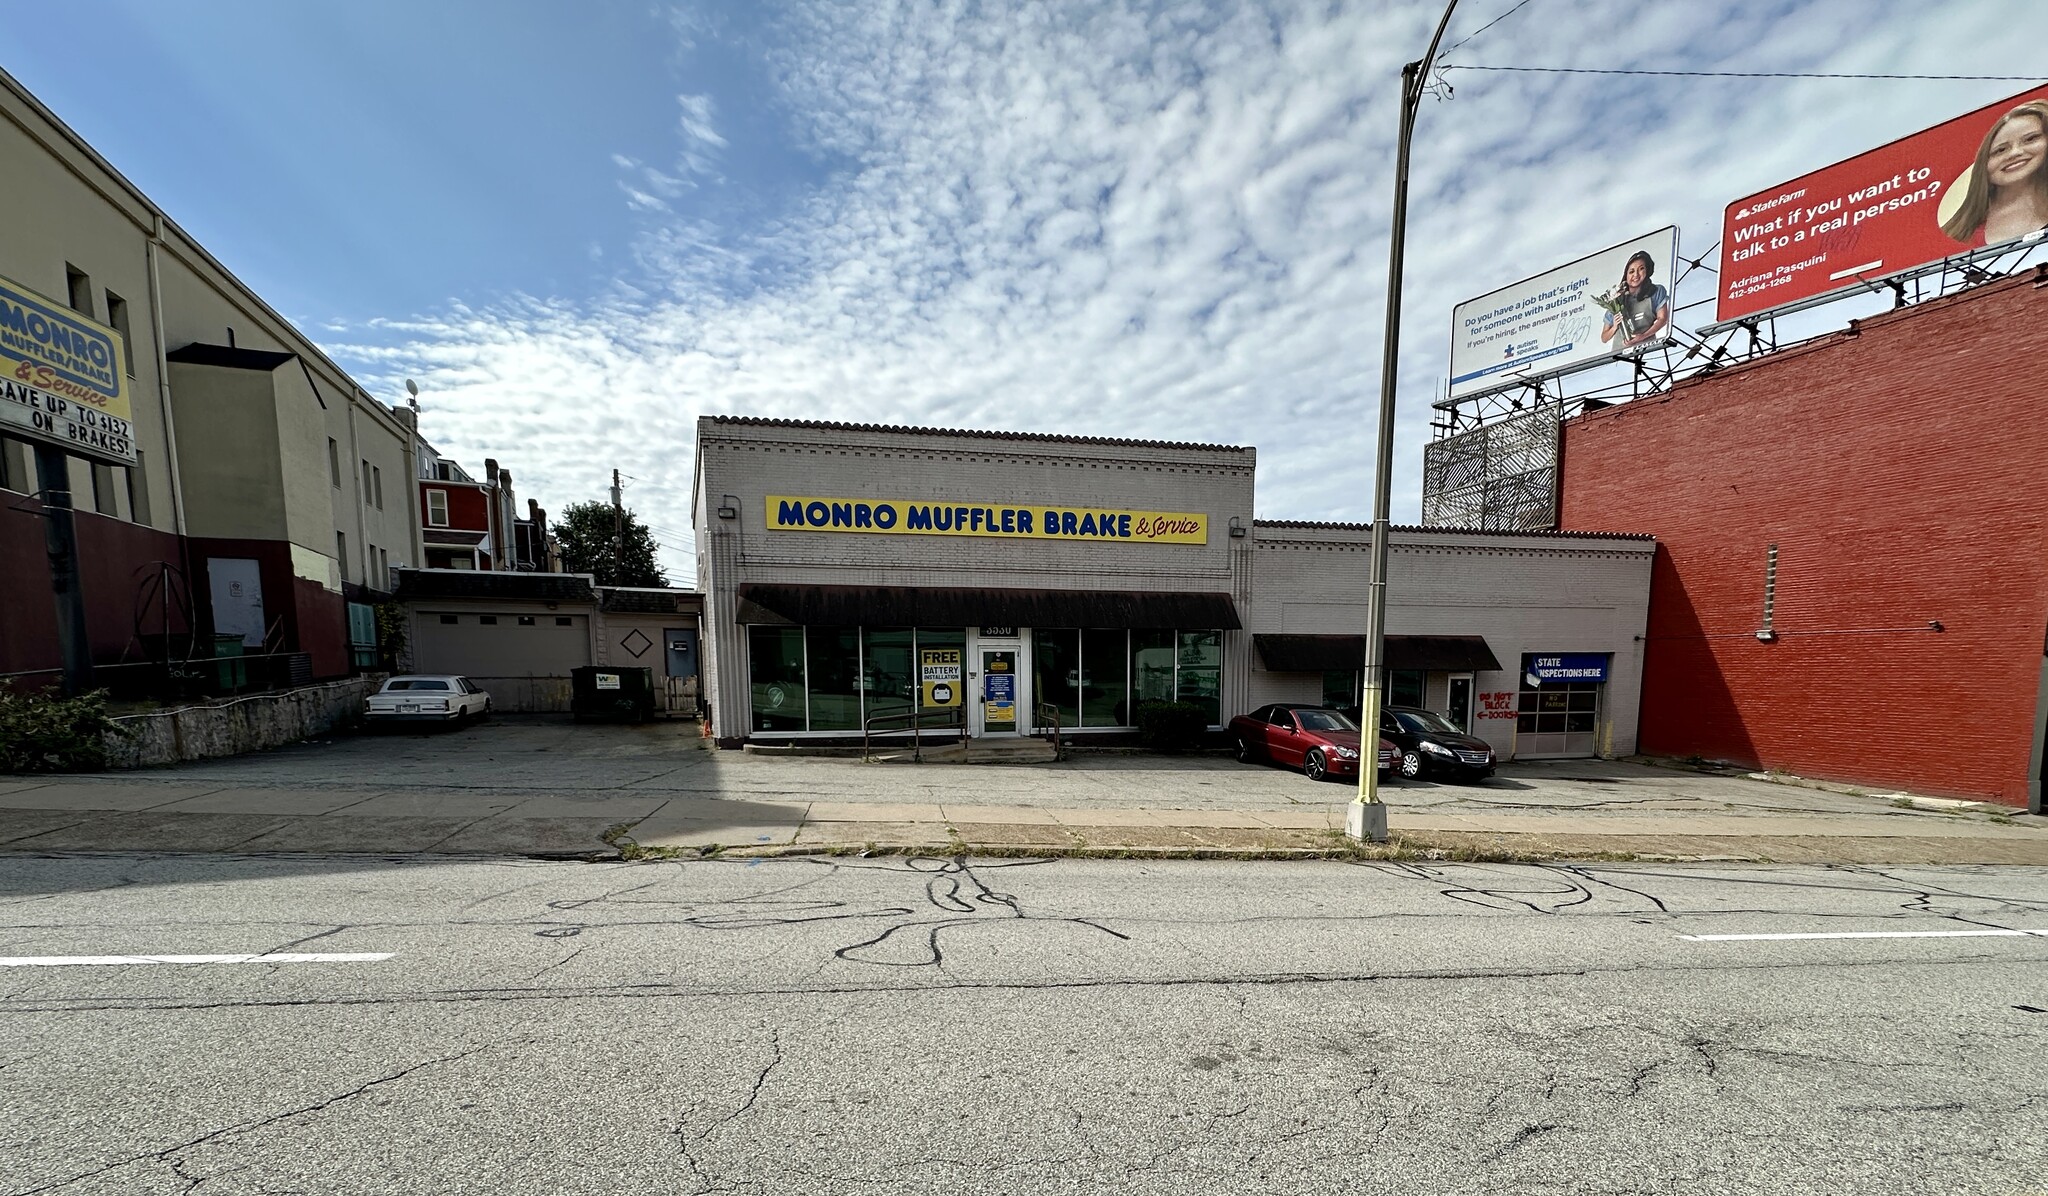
xmin=765 ymin=495 xmax=1208 ymax=544
xmin=0 ymin=274 xmax=135 ymax=464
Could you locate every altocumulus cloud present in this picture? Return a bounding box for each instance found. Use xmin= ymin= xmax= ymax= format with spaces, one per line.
xmin=328 ymin=0 xmax=2044 ymax=579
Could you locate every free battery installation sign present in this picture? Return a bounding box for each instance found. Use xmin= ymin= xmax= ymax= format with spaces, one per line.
xmin=920 ymin=649 xmax=962 ymax=707
xmin=0 ymin=273 xmax=136 ymax=465
xmin=766 ymin=495 xmax=1208 ymax=545
xmin=1718 ymin=83 xmax=2048 ymax=321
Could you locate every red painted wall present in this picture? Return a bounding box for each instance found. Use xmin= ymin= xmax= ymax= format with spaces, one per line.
xmin=2 ymin=499 xmax=191 ymax=687
xmin=421 ymin=481 xmax=488 ymax=531
xmin=1561 ymin=272 xmax=2048 ymax=806
xmin=191 ymin=538 xmax=352 ymax=681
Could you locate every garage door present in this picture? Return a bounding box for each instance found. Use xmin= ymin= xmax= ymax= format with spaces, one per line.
xmin=415 ymin=611 xmax=591 ymax=678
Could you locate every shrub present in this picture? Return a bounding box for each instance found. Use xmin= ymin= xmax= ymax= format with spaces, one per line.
xmin=0 ymin=688 xmax=125 ymax=773
xmin=374 ymin=601 xmax=408 ymax=671
xmin=1133 ymin=700 xmax=1207 ymax=753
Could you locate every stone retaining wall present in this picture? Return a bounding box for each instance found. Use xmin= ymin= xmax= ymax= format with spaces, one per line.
xmin=104 ymin=678 xmax=380 ymax=768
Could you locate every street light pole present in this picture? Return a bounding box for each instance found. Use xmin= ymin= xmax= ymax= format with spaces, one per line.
xmin=1350 ymin=1 xmax=1462 ymax=844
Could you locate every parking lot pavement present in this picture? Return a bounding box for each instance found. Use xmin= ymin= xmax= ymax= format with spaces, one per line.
xmin=4 ymin=716 xmax=2043 ymax=863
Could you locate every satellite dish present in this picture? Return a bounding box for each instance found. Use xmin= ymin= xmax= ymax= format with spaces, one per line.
xmin=404 ymin=378 xmax=419 ymax=397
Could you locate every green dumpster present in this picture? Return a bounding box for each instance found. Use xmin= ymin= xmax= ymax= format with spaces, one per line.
xmin=211 ymin=634 xmax=248 ymax=692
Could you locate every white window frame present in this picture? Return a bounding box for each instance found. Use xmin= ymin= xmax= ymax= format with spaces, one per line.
xmin=427 ymin=488 xmax=449 ymax=528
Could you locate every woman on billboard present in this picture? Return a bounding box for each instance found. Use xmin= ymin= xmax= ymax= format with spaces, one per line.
xmin=1940 ymin=100 xmax=2048 ymax=246
xmin=1597 ymin=251 xmax=1669 ymax=354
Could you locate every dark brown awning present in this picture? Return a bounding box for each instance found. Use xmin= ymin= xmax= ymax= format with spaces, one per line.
xmin=735 ymin=584 xmax=1240 ymax=630
xmin=1254 ymin=634 xmax=1501 ymax=673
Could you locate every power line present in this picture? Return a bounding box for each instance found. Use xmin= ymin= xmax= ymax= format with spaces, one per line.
xmin=1442 ymin=0 xmax=1536 ymax=56
xmin=1439 ymin=65 xmax=2042 ymax=81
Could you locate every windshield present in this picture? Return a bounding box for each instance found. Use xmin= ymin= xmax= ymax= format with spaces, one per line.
xmin=1395 ymin=710 xmax=1463 ymax=735
xmin=1296 ymin=710 xmax=1358 ymax=732
xmin=384 ymin=679 xmax=450 ymax=692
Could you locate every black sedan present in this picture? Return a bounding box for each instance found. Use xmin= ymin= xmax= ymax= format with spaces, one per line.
xmin=1377 ymin=706 xmax=1496 ymax=782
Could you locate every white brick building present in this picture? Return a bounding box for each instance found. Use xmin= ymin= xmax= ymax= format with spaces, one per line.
xmin=693 ymin=416 xmax=1652 ymax=759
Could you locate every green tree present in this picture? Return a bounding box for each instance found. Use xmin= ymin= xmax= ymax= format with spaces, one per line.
xmin=552 ymin=500 xmax=668 ymax=587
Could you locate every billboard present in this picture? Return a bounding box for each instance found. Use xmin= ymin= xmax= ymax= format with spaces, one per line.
xmin=1448 ymin=227 xmax=1680 ymax=401
xmin=0 ymin=273 xmax=136 ymax=466
xmin=1718 ymin=83 xmax=2048 ymax=322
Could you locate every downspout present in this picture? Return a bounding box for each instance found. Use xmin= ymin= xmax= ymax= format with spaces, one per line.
xmin=144 ymin=215 xmax=186 ymax=536
xmin=343 ymin=390 xmax=368 ymax=590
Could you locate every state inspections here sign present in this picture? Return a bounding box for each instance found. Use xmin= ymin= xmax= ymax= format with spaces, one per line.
xmin=1448 ymin=228 xmax=1680 ymax=401
xmin=0 ymin=273 xmax=136 ymax=466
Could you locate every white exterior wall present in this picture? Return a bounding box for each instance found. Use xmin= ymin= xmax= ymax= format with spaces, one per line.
xmin=1248 ymin=524 xmax=1656 ymax=760
xmin=694 ymin=418 xmax=1257 ymax=742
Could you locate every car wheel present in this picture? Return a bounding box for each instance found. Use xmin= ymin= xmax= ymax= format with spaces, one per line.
xmin=1304 ymin=748 xmax=1329 ymax=782
xmin=1398 ymin=750 xmax=1424 ymax=780
xmin=1233 ymin=737 xmax=1255 ymax=763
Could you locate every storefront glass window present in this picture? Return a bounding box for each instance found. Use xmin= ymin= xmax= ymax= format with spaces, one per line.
xmin=749 ymin=626 xmax=807 ymax=731
xmin=1176 ymin=630 xmax=1222 ymax=725
xmin=1131 ymin=630 xmax=1176 ymax=708
xmin=1390 ymin=669 xmax=1425 ymax=708
xmin=862 ymin=627 xmax=914 ymax=727
xmin=1081 ymin=628 xmax=1129 ymax=727
xmin=1033 ymin=628 xmax=1081 ymax=731
xmin=805 ymin=627 xmax=861 ymax=731
xmin=1323 ymin=670 xmax=1357 ymax=710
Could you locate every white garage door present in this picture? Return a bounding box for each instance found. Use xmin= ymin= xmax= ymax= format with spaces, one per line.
xmin=415 ymin=611 xmax=591 ymax=678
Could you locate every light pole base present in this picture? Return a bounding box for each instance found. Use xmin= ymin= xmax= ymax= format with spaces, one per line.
xmin=1346 ymin=800 xmax=1389 ymax=844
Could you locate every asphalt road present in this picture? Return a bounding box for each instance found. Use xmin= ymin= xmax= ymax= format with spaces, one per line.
xmin=2 ymin=854 xmax=2045 ymax=1195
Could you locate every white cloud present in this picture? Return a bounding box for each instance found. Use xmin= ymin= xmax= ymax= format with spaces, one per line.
xmin=326 ymin=0 xmax=2048 ymax=580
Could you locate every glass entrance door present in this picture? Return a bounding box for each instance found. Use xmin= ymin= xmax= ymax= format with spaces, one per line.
xmin=1447 ymin=673 xmax=1474 ymax=732
xmin=979 ymin=649 xmax=1019 ymax=735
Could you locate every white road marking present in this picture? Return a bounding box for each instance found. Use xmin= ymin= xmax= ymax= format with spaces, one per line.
xmin=0 ymin=952 xmax=393 ymax=967
xmin=1681 ymin=929 xmax=2048 ymax=942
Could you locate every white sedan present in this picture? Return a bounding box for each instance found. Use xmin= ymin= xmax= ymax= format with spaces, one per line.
xmin=364 ymin=675 xmax=492 ymax=725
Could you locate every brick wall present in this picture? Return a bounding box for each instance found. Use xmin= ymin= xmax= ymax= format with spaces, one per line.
xmin=1561 ymin=271 xmax=2048 ymax=807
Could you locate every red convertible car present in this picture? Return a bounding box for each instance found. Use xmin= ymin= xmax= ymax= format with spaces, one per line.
xmin=1229 ymin=703 xmax=1400 ymax=781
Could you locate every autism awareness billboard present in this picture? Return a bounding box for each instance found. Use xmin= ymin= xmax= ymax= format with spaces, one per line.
xmin=1448 ymin=227 xmax=1679 ymax=401
xmin=1718 ymin=83 xmax=2048 ymax=322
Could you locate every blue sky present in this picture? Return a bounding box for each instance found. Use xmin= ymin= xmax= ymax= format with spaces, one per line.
xmin=9 ymin=0 xmax=2045 ymax=579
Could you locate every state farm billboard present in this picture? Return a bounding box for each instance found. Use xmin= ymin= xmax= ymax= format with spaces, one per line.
xmin=1719 ymin=83 xmax=2048 ymax=322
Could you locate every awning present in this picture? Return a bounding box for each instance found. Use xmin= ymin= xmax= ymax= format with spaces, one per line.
xmin=1253 ymin=634 xmax=1501 ymax=673
xmin=735 ymin=584 xmax=1240 ymax=630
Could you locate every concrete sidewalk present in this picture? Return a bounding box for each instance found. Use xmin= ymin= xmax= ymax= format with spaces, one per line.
xmin=2 ymin=762 xmax=2045 ymax=864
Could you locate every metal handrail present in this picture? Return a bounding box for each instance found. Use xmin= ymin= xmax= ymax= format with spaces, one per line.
xmin=1035 ymin=701 xmax=1064 ymax=762
xmin=862 ymin=703 xmax=966 ymax=762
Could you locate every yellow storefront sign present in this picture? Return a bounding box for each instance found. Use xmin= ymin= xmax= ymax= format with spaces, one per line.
xmin=919 ymin=649 xmax=962 ymax=707
xmin=766 ymin=495 xmax=1207 ymax=545
xmin=0 ymin=272 xmax=136 ymax=465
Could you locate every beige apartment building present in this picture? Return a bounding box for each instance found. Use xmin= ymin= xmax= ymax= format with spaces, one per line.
xmin=0 ymin=67 xmax=420 ymax=685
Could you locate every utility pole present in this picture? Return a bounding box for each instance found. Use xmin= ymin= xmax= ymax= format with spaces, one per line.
xmin=610 ymin=468 xmax=624 ymax=587
xmin=35 ymin=445 xmax=93 ymax=696
xmin=1350 ymin=0 xmax=1462 ymax=844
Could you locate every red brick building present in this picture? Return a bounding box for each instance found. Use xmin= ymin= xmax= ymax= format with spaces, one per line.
xmin=1560 ymin=270 xmax=2048 ymax=810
